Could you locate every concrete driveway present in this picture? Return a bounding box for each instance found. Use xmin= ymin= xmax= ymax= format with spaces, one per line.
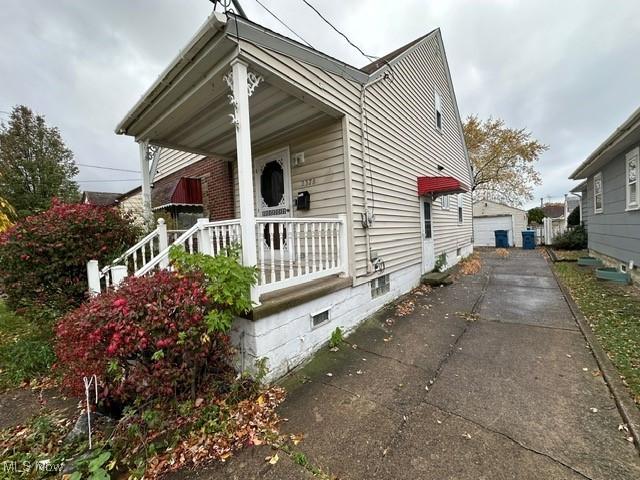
xmin=175 ymin=249 xmax=640 ymax=479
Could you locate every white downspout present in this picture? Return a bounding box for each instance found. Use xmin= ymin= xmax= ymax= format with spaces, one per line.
xmin=358 ymin=73 xmax=389 ymax=274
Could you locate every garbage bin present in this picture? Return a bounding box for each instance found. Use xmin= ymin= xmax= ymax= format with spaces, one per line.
xmin=522 ymin=230 xmax=536 ymax=250
xmin=494 ymin=230 xmax=510 ymax=248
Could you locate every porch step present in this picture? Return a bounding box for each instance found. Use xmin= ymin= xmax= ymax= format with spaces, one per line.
xmin=421 ymin=271 xmax=452 ymax=286
xmin=248 ymin=275 xmax=352 ymax=321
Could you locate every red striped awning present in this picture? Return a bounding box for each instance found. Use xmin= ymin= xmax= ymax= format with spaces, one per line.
xmin=170 ymin=177 xmax=202 ymax=205
xmin=417 ymin=176 xmax=468 ymax=196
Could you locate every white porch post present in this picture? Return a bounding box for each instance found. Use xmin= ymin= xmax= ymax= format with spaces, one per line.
xmin=230 ymin=59 xmax=259 ymax=303
xmin=86 ymin=260 xmax=101 ymax=295
xmin=157 ymin=218 xmax=169 ymax=268
xmin=138 ymin=141 xmax=154 ymax=230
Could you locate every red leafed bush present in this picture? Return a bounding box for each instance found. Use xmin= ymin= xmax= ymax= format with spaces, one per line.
xmin=54 ymin=269 xmax=234 ymax=405
xmin=0 ymin=199 xmax=140 ymax=318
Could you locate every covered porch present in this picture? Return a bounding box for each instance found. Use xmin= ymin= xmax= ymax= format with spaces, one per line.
xmin=101 ymin=14 xmax=351 ymax=303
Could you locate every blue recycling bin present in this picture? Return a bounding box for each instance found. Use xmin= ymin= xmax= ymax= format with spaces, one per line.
xmin=522 ymin=230 xmax=536 ymax=250
xmin=494 ymin=230 xmax=510 ymax=248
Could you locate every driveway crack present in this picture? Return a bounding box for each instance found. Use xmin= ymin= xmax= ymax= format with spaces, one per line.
xmin=423 ymin=399 xmax=595 ymax=480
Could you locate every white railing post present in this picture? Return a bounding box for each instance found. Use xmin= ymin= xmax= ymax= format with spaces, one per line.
xmin=230 ymin=59 xmax=259 ymax=304
xmin=338 ymin=214 xmax=349 ymax=277
xmin=87 ymin=260 xmax=101 ymax=296
xmin=111 ymin=265 xmax=128 ymax=287
xmin=197 ymin=218 xmax=212 ymax=255
xmin=157 ymin=218 xmax=169 ymax=268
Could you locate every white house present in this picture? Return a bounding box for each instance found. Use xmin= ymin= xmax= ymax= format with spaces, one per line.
xmin=91 ymin=12 xmax=474 ymax=379
xmin=473 ymin=200 xmax=528 ymax=247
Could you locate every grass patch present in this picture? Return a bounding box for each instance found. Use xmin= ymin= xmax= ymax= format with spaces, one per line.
xmin=554 ymin=263 xmax=640 ymax=405
xmin=552 ymin=249 xmax=589 ymax=262
xmin=0 ymin=301 xmax=55 ymax=390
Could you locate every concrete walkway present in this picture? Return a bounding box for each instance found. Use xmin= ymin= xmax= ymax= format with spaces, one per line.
xmin=175 ymin=249 xmax=640 ymax=479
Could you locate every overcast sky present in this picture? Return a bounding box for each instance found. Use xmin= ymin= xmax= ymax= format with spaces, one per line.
xmin=1 ymin=0 xmax=639 ymax=208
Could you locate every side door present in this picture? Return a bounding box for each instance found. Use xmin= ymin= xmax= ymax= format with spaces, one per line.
xmin=420 ymin=199 xmax=435 ymax=273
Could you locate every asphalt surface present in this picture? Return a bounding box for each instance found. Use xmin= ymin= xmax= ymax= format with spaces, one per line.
xmin=172 ymin=249 xmax=640 ymax=480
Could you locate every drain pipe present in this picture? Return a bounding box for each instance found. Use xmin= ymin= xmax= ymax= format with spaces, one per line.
xmin=358 ymin=73 xmax=390 ymax=274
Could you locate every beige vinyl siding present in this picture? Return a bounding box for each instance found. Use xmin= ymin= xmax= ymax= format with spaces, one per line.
xmin=118 ymin=191 xmax=145 ymax=227
xmin=154 ymin=148 xmax=204 ymax=181
xmin=232 ymin=121 xmax=346 ymax=219
xmin=349 ymin=34 xmax=472 ymax=278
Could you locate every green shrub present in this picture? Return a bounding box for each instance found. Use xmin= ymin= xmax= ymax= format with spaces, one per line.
xmin=0 ymin=199 xmax=140 ymax=321
xmin=553 ymin=224 xmax=587 ymax=250
xmin=567 ymin=206 xmax=580 ymax=226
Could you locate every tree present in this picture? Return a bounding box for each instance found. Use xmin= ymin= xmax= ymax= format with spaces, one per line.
xmin=463 ymin=115 xmax=547 ymax=207
xmin=527 ymin=207 xmax=545 ymax=225
xmin=0 ymin=105 xmax=79 ymax=217
xmin=567 ymin=205 xmax=580 ymax=226
xmin=0 ymin=196 xmax=15 ymax=232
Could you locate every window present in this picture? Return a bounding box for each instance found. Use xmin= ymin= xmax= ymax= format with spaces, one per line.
xmin=441 ymin=194 xmax=450 ymax=209
xmin=434 ymin=90 xmax=443 ymax=131
xmin=593 ymin=172 xmax=603 ymax=214
xmin=457 ymin=193 xmax=463 ymax=223
xmin=626 ymin=148 xmax=639 ymax=210
xmin=371 ymin=274 xmax=390 ymax=298
xmin=423 ymin=201 xmax=432 ymax=239
xmin=311 ymin=309 xmax=330 ymax=328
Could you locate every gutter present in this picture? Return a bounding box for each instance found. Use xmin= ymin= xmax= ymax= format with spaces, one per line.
xmin=570 ymin=105 xmax=640 ymax=179
xmin=115 ymin=12 xmax=229 ymax=135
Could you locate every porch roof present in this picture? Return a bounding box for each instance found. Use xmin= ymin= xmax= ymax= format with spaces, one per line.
xmin=115 ymin=12 xmax=350 ymax=158
xmin=417 ymin=176 xmax=469 ymax=196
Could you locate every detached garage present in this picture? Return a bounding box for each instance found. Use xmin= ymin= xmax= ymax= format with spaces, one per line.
xmin=473 ymin=200 xmax=528 ymax=247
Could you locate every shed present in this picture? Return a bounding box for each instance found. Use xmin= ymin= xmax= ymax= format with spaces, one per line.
xmin=473 ymin=200 xmax=529 ymax=247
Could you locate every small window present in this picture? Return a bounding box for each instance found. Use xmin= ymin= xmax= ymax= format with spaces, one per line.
xmin=434 ymin=91 xmax=443 ymax=131
xmin=423 ymin=201 xmax=432 ymax=239
xmin=626 ymin=148 xmax=639 ymax=210
xmin=457 ymin=193 xmax=463 ymax=223
xmin=371 ymin=274 xmax=390 ymax=298
xmin=441 ymin=195 xmax=450 ymax=209
xmin=311 ymin=309 xmax=330 ymax=328
xmin=593 ymin=172 xmax=603 ymax=214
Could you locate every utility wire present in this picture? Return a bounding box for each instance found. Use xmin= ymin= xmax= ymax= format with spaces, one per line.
xmin=77 ymin=179 xmax=140 ymax=183
xmin=253 ymin=0 xmax=313 ymax=47
xmin=299 ymin=0 xmax=377 ymax=60
xmin=76 ymin=163 xmax=140 ymax=173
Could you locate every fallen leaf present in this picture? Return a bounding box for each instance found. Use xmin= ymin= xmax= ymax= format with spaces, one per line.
xmin=589 ymin=407 xmax=598 ymax=413
xmin=462 ymin=433 xmax=472 ymax=439
xmin=326 ymin=373 xmax=333 ymax=377
xmin=356 ymin=370 xmax=363 ymax=375
xmin=290 ymin=433 xmax=304 ymax=445
xmin=266 ymin=453 xmax=279 ymax=465
xmin=195 ymin=398 xmax=204 ymax=408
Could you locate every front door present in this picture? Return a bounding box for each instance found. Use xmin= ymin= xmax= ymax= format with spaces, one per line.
xmin=254 ymin=148 xmax=293 ymax=258
xmin=420 ymin=199 xmax=435 ymax=273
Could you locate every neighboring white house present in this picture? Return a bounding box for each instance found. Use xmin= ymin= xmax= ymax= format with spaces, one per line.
xmin=473 ymin=200 xmax=528 ymax=247
xmin=92 ymin=12 xmax=474 ymax=379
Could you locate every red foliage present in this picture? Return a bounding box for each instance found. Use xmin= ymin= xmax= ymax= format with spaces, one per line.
xmin=0 ymin=199 xmax=140 ymax=316
xmin=55 ymin=269 xmax=234 ymax=405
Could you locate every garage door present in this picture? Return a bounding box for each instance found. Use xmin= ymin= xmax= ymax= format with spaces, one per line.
xmin=473 ymin=216 xmax=513 ymax=247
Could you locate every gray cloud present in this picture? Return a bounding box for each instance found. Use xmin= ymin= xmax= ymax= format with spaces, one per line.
xmin=1 ymin=0 xmax=639 ymax=208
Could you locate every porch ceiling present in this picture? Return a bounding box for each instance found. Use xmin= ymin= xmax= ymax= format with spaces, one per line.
xmin=129 ymin=65 xmax=339 ymax=158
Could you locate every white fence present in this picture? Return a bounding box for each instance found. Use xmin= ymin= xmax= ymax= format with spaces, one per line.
xmin=87 ymin=216 xmax=348 ymax=303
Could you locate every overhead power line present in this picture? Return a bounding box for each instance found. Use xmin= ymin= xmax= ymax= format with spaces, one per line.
xmin=76 ymin=163 xmax=140 ymax=173
xmin=299 ymin=0 xmax=377 ymax=61
xmin=254 ymin=0 xmax=314 ymax=48
xmin=77 ymin=179 xmax=140 ymax=183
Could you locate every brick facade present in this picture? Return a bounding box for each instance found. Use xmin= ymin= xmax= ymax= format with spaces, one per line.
xmin=152 ymin=156 xmax=235 ymax=220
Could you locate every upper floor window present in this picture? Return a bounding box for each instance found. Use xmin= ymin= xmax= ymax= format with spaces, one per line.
xmin=434 ymin=90 xmax=443 ymax=131
xmin=593 ymin=172 xmax=603 ymax=214
xmin=626 ymin=147 xmax=639 ymax=210
xmin=441 ymin=194 xmax=450 ymax=209
xmin=457 ymin=193 xmax=463 ymax=223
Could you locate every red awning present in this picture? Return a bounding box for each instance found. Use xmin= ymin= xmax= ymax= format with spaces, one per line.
xmin=417 ymin=176 xmax=469 ymax=196
xmin=171 ymin=177 xmax=202 ymax=205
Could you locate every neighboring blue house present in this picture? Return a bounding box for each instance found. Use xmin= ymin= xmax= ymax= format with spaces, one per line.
xmin=569 ymin=106 xmax=640 ymax=283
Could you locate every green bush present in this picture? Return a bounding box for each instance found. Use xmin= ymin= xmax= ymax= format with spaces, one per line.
xmin=553 ymin=224 xmax=587 ymax=250
xmin=567 ymin=206 xmax=580 ymax=226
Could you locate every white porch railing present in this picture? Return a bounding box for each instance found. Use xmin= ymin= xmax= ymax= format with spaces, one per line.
xmin=255 ymin=217 xmax=348 ymax=296
xmin=87 ymin=215 xmax=348 ymax=303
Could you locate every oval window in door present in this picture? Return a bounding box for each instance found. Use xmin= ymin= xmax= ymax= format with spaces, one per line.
xmin=260 ymin=160 xmax=285 ymax=207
